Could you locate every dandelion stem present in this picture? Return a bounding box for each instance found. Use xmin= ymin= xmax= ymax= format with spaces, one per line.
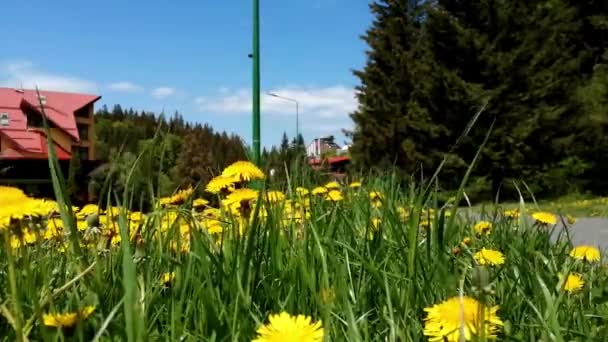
xmin=5 ymin=231 xmax=24 ymax=342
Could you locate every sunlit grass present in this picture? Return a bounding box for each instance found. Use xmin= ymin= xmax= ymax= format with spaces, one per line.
xmin=473 ymin=195 xmax=608 ymax=218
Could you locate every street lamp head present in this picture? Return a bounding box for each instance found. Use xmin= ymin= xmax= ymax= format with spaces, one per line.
xmin=266 ymin=92 xmax=279 ymax=97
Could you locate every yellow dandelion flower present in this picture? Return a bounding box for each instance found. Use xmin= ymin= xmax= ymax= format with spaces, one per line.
xmin=222 ymin=199 xmax=242 ymax=217
xmin=225 ymin=188 xmax=259 ymax=205
xmin=202 ymin=207 xmax=222 ymax=218
xmin=206 ymin=222 xmax=224 ymax=234
xmin=295 ymin=187 xmax=310 ymax=196
xmin=73 ymin=219 xmax=88 ymax=232
xmin=128 ymin=211 xmax=145 ymax=222
xmin=371 ymin=217 xmax=382 ymax=230
xmin=325 ymin=190 xmax=344 ymax=202
xmin=77 ymin=204 xmax=100 ymax=219
xmin=532 ymin=212 xmax=557 ymax=226
xmin=397 ymin=206 xmax=410 ymax=221
xmin=503 ymin=209 xmax=520 ymax=219
xmin=461 ymin=237 xmax=472 ymax=247
xmin=311 ymin=187 xmax=328 ymax=195
xmin=266 ymin=191 xmax=286 ymax=203
xmin=420 ymin=219 xmax=431 ymax=230
xmin=566 ymin=215 xmax=577 ymax=225
xmin=296 ymin=197 xmax=311 ymax=209
xmin=159 ymin=187 xmax=194 ymax=207
xmin=160 ymin=272 xmax=176 ymax=287
xmin=103 ymin=205 xmax=125 ymax=218
xmin=368 ymin=191 xmax=383 ymax=201
xmin=44 ymin=218 xmax=65 ymax=240
xmin=558 ymin=273 xmax=584 ymax=293
xmin=43 ymin=306 xmax=95 ymax=329
xmin=473 ymin=221 xmax=493 ymax=236
xmin=1 ymin=198 xmax=55 ymax=229
xmin=324 ymin=181 xmax=340 ymax=189
xmin=206 ymin=175 xmax=237 ymax=194
xmin=422 ymin=208 xmax=436 ymax=219
xmin=282 ymin=208 xmax=308 ymax=225
xmin=349 ymin=181 xmax=362 ymax=188
xmin=253 ymin=312 xmax=323 ymax=342
xmin=0 ymin=186 xmax=27 ymax=205
xmin=222 ymin=161 xmax=265 ymax=182
xmin=169 ymin=239 xmax=190 ymax=253
xmin=570 ymin=245 xmax=601 ymax=262
xmin=474 ymin=248 xmax=505 ymax=266
xmin=193 ymin=198 xmax=209 ymax=208
xmin=10 ymin=228 xmax=38 ymax=249
xmin=423 ymin=296 xmax=503 ymax=342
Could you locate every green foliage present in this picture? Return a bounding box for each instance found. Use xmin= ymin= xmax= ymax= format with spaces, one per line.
xmin=90 ymin=106 xmax=246 ymax=208
xmin=174 ymin=124 xmax=247 ymax=187
xmin=351 ymin=0 xmax=608 ymax=199
xmin=261 ymin=132 xmax=313 ymax=188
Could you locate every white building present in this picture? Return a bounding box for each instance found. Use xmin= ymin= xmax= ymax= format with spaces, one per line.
xmin=306 ymin=136 xmax=341 ymax=158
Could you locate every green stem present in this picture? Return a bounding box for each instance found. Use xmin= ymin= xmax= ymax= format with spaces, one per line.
xmin=5 ymin=231 xmax=24 ymax=342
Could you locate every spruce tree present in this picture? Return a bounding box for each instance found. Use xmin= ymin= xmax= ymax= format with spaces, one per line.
xmin=350 ymin=0 xmax=451 ymax=175
xmin=352 ymin=0 xmax=608 ymax=197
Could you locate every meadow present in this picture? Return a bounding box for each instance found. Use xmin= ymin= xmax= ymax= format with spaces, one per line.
xmin=1 ymin=160 xmax=607 ymax=341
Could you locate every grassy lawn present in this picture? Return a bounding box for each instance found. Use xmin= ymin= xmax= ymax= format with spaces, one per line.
xmin=1 ymin=162 xmax=608 ymax=341
xmin=471 ymin=195 xmax=608 ymax=218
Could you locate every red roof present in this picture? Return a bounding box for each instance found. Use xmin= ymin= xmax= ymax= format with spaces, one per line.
xmin=0 ymin=87 xmax=100 ymax=140
xmin=0 ymin=130 xmax=71 ymax=160
xmin=0 ymin=87 xmax=100 ymax=160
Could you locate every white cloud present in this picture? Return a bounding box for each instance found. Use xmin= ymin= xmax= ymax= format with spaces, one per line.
xmin=0 ymin=61 xmax=97 ymax=93
xmin=108 ymin=81 xmax=143 ymax=93
xmin=195 ymin=85 xmax=357 ymax=119
xmin=303 ymin=122 xmax=351 ymax=134
xmin=151 ymin=86 xmax=176 ymax=99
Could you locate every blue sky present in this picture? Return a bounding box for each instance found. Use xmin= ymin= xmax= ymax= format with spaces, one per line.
xmin=0 ymin=0 xmax=372 ymax=148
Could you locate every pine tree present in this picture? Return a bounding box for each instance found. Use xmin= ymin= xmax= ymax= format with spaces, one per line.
xmin=350 ymin=0 xmax=451 ymax=175
xmin=352 ymin=0 xmax=608 ymax=197
xmin=280 ymin=132 xmax=290 ymax=152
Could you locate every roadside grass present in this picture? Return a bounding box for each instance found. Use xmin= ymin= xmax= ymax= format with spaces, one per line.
xmin=471 ymin=195 xmax=608 ymax=218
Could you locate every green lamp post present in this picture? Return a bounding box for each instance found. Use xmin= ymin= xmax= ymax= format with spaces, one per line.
xmin=252 ymin=0 xmax=261 ymax=165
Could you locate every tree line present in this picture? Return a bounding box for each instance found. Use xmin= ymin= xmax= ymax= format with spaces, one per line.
xmin=349 ymin=0 xmax=608 ymax=200
xmin=90 ymin=105 xmax=247 ymax=207
xmin=90 ymin=105 xmax=313 ymax=207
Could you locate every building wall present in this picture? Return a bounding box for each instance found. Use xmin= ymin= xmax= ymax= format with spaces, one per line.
xmin=31 ymin=128 xmax=73 ymax=153
xmin=75 ymin=103 xmax=95 ymax=160
xmin=0 ymin=135 xmax=8 ymax=153
xmin=88 ymin=103 xmax=95 ymax=160
xmin=307 ymin=138 xmax=340 ymax=158
xmin=306 ymin=140 xmax=319 ymax=157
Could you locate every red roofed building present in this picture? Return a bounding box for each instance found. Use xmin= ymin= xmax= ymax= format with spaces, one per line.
xmin=306 ymin=136 xmax=351 ymax=175
xmin=0 ymin=87 xmax=101 ymax=161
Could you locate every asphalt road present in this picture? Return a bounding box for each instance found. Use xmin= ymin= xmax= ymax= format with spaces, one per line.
xmin=460 ymin=212 xmax=608 ymax=250
xmin=554 ymin=217 xmax=608 ymax=250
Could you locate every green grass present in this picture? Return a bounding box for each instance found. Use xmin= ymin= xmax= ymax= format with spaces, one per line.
xmin=471 ymin=194 xmax=608 ymax=218
xmin=2 ymin=175 xmax=608 ymax=341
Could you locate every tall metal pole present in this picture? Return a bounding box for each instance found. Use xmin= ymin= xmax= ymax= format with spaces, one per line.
xmin=266 ymin=92 xmax=299 ymax=141
xmin=252 ymin=0 xmax=261 ymax=165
